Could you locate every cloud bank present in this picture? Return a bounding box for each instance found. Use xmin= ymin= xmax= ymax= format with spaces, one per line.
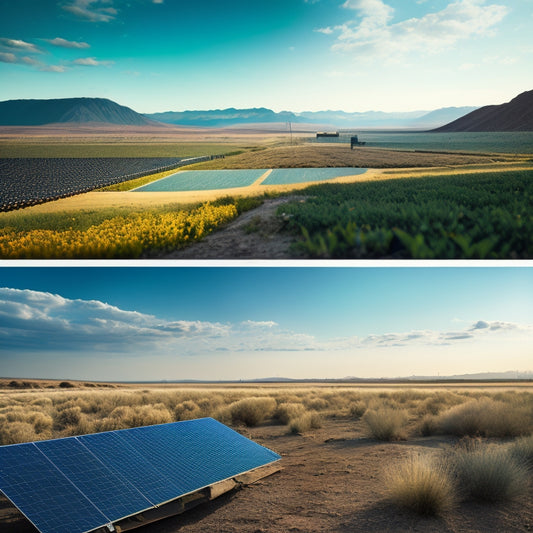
xmin=318 ymin=0 xmax=508 ymax=60
xmin=0 ymin=288 xmax=530 ymax=358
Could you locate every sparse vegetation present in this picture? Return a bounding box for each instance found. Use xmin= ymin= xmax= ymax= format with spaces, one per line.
xmin=387 ymin=453 xmax=456 ymax=515
xmin=289 ymin=411 xmax=323 ymax=434
xmin=0 ymin=384 xmax=531 ymax=446
xmin=362 ymin=407 xmax=409 ymax=441
xmin=449 ymin=439 xmax=529 ymax=503
xmin=508 ymin=434 xmax=533 ymax=471
xmin=228 ymin=397 xmax=277 ymax=427
xmin=433 ymin=398 xmax=532 ymax=437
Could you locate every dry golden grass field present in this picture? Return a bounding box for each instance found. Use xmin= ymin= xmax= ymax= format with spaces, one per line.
xmin=1 ymin=380 xmax=532 ymax=532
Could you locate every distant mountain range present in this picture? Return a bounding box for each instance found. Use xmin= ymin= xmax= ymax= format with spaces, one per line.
xmin=0 ymin=97 xmax=156 ymax=126
xmin=0 ymin=91 xmax=531 ymax=130
xmin=433 ymin=90 xmax=533 ymax=132
xmin=153 ymin=371 xmax=533 ymax=384
xmin=0 ymin=97 xmax=476 ymax=129
xmin=254 ymin=371 xmax=533 ymax=382
xmin=145 ymin=106 xmax=478 ymax=130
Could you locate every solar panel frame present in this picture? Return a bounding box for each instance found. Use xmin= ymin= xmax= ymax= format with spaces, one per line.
xmin=0 ymin=418 xmax=281 ymax=533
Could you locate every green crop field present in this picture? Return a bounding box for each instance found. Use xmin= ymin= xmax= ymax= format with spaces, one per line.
xmin=279 ymin=169 xmax=532 ymax=259
xmin=0 ymin=142 xmax=246 ymax=159
xmin=312 ymin=132 xmax=533 ymax=154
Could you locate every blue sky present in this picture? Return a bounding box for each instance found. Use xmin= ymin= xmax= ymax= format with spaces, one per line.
xmin=0 ymin=0 xmax=531 ymax=112
xmin=0 ymin=266 xmax=531 ymax=381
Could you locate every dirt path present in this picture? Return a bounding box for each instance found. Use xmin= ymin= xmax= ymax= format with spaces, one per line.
xmin=160 ymin=196 xmax=303 ymax=259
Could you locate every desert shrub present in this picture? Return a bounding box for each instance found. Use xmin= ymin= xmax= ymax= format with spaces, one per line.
xmin=0 ymin=421 xmax=38 ymax=444
xmin=274 ymin=402 xmax=306 ymax=425
xmin=5 ymin=406 xmax=32 ymax=423
xmin=59 ymin=381 xmax=75 ymax=388
xmin=367 ymin=397 xmax=400 ymax=411
xmin=54 ymin=406 xmax=82 ymax=429
xmin=415 ymin=392 xmax=465 ymax=416
xmin=29 ymin=397 xmax=53 ymax=409
xmin=362 ymin=408 xmax=409 ymax=441
xmin=436 ymin=398 xmax=531 ymax=438
xmin=508 ymin=435 xmax=533 ymax=471
xmin=212 ymin=406 xmax=232 ymax=425
xmin=174 ymin=400 xmax=202 ymax=421
xmin=60 ymin=414 xmax=94 ymax=437
xmin=289 ymin=411 xmax=323 ymax=434
xmin=450 ymin=440 xmax=529 ymax=503
xmin=97 ymin=404 xmax=173 ymax=430
xmin=349 ymin=401 xmax=367 ymax=418
xmin=387 ymin=453 xmax=456 ymax=516
xmin=30 ymin=412 xmax=54 ymax=434
xmin=229 ymin=397 xmax=277 ymax=427
xmin=419 ymin=415 xmax=438 ymax=437
xmin=305 ymin=398 xmax=329 ymax=411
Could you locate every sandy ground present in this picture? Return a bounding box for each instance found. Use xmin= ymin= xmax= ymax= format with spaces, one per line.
xmin=1 ymin=418 xmax=531 ymax=533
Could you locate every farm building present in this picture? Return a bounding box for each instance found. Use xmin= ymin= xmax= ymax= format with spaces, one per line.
xmin=316 ymin=131 xmax=339 ymax=138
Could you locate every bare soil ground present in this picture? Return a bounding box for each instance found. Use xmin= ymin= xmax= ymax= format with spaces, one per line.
xmin=1 ymin=418 xmax=531 ymax=533
xmin=159 ymin=196 xmax=302 ymax=259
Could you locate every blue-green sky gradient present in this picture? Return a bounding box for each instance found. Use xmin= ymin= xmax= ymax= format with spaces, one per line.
xmin=0 ymin=266 xmax=531 ymax=381
xmin=1 ymin=0 xmax=531 ymax=112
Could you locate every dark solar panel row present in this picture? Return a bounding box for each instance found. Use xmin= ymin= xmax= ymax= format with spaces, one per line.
xmin=0 ymin=418 xmax=281 ymax=533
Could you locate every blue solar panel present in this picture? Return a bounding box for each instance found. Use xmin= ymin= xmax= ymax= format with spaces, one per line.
xmin=0 ymin=443 xmax=108 ymax=533
xmin=0 ymin=418 xmax=280 ymax=533
xmin=117 ymin=418 xmax=281 ymax=502
xmin=36 ymin=438 xmax=153 ymax=522
xmin=78 ymin=430 xmax=185 ymax=505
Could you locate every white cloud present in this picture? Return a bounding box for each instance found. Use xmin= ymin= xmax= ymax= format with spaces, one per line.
xmin=0 ymin=52 xmax=53 ymax=69
xmin=323 ymin=0 xmax=507 ymax=60
xmin=62 ymin=0 xmax=118 ymax=23
xmin=73 ymin=57 xmax=113 ymax=66
xmin=0 ymin=52 xmax=17 ymax=63
xmin=0 ymin=38 xmax=42 ymax=54
xmin=342 ymin=0 xmax=394 ymax=26
xmin=0 ymin=289 xmax=530 ymax=359
xmin=45 ymin=37 xmax=90 ymax=49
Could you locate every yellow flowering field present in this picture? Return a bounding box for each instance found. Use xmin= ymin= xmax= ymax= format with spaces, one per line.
xmin=0 ymin=202 xmax=237 ymax=259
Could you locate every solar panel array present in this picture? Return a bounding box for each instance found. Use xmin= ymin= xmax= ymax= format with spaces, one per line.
xmin=261 ymin=168 xmax=368 ymax=185
xmin=134 ymin=169 xmax=269 ymax=192
xmin=0 ymin=418 xmax=281 ymax=533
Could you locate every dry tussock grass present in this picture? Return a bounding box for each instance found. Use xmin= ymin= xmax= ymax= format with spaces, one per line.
xmin=387 ymin=453 xmax=456 ymax=516
xmin=449 ymin=439 xmax=529 ymax=503
xmin=0 ymin=386 xmax=531 ymax=444
xmin=433 ymin=398 xmax=532 ymax=438
xmin=362 ymin=407 xmax=409 ymax=441
xmin=289 ymin=411 xmax=323 ymax=434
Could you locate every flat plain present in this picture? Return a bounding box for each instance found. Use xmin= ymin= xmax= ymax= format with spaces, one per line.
xmin=0 ymin=131 xmax=532 ymax=259
xmin=0 ymin=380 xmax=532 ymax=533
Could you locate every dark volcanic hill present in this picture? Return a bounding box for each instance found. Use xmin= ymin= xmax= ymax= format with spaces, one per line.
xmin=0 ymin=97 xmax=157 ymax=126
xmin=433 ymin=90 xmax=533 ymax=132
